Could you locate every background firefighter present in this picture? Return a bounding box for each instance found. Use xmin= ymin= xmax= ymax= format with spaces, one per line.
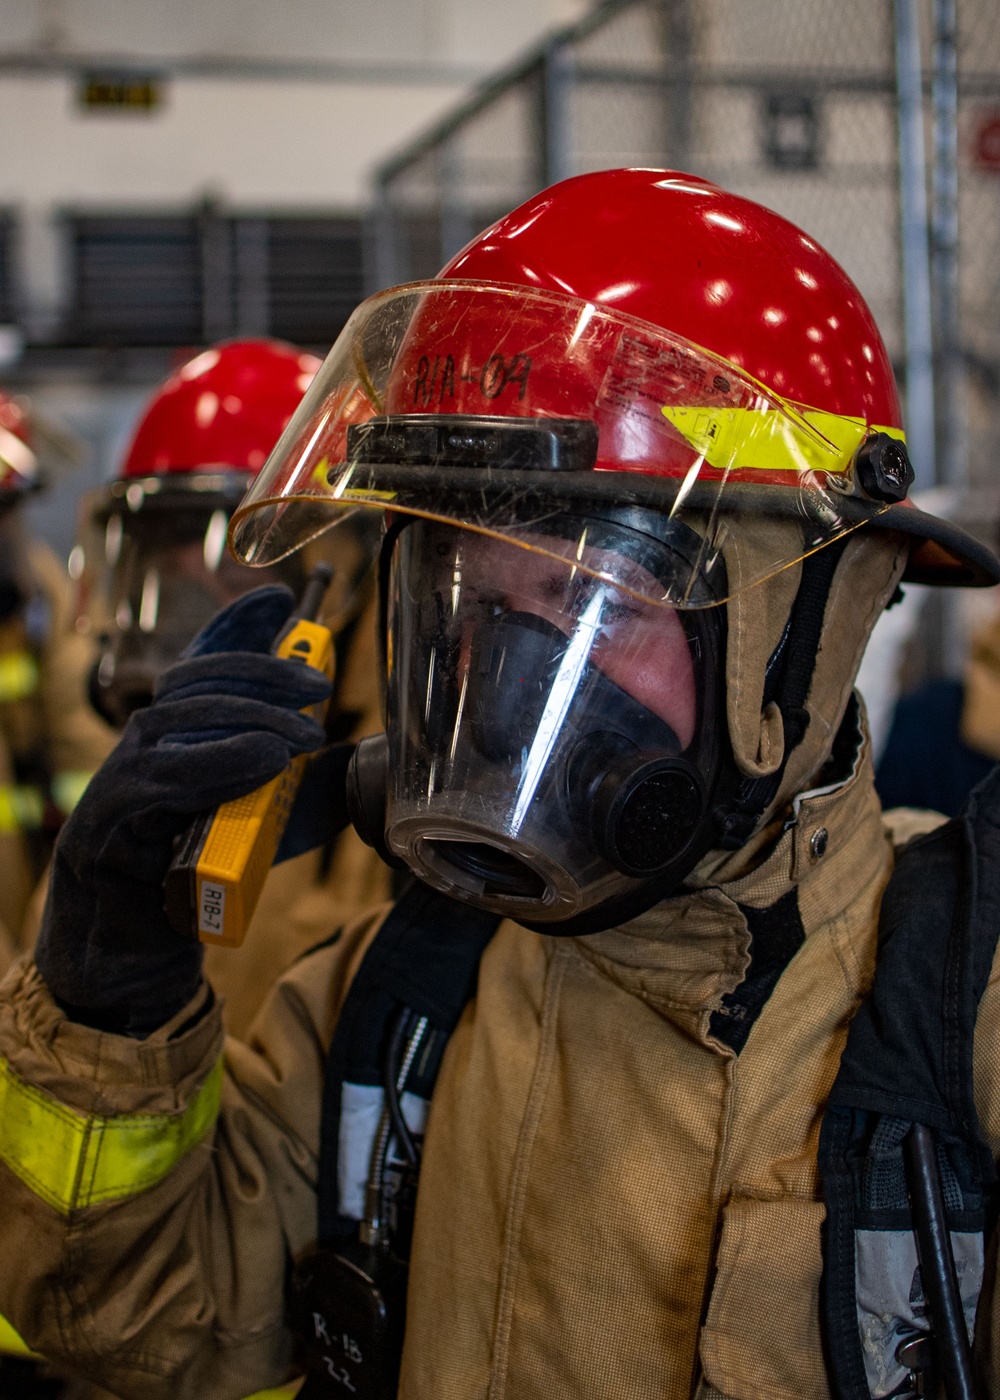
xmin=0 ymin=389 xmax=111 ymax=964
xmin=15 ymin=339 xmax=390 ymax=1040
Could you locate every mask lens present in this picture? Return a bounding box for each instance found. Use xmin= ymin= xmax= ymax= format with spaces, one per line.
xmin=88 ymin=498 xmax=300 ymax=723
xmin=384 ymin=518 xmax=718 ymax=922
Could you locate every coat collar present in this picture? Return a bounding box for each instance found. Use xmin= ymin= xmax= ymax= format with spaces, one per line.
xmin=570 ymin=699 xmax=891 ymax=1044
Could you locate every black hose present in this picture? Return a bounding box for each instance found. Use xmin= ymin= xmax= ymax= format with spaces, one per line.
xmin=383 ymin=1007 xmax=420 ymax=1169
xmin=292 ymin=561 xmax=335 ymax=624
xmin=904 ymin=1123 xmax=979 ymax=1400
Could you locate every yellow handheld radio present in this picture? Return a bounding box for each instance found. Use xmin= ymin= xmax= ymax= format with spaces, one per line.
xmin=164 ymin=564 xmax=335 ymax=948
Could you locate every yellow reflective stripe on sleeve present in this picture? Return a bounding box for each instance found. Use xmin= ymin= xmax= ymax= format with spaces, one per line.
xmin=0 ymin=1313 xmax=35 ymax=1357
xmin=0 ymin=650 xmax=39 ymax=702
xmin=0 ymin=786 xmax=18 ymax=833
xmin=0 ymin=785 xmax=45 ymax=833
xmin=0 ymin=1055 xmax=223 ymax=1216
xmin=51 ymin=769 xmax=95 ymax=816
xmin=242 ymin=1385 xmax=302 ymax=1399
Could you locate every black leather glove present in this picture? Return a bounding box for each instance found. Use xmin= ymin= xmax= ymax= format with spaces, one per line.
xmin=35 ymin=586 xmax=332 ymax=1038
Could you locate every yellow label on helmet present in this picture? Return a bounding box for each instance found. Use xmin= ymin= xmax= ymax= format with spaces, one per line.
xmin=660 ymin=404 xmax=873 ymax=477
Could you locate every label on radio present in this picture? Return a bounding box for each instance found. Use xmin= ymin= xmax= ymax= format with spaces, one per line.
xmin=198 ymin=879 xmax=227 ymax=938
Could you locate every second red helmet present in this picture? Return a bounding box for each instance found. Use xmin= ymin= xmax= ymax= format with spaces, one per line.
xmin=121 ymin=337 xmax=322 ymax=479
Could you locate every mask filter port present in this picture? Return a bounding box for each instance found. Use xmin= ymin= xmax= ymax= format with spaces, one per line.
xmin=591 ymin=757 xmax=705 ymax=877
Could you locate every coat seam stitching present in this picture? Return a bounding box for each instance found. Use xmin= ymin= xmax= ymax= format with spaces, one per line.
xmin=486 ymin=942 xmax=566 ymax=1400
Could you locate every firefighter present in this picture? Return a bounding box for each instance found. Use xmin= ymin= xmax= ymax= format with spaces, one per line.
xmin=0 ymin=392 xmax=116 ymax=1398
xmin=1 ymin=170 xmax=999 ymax=1400
xmin=0 ymin=390 xmax=113 ymax=959
xmin=62 ymin=338 xmax=389 ymax=1038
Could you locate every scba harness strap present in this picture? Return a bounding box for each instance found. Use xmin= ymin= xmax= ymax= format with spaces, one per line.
xmin=819 ymin=765 xmax=1000 ymax=1399
xmin=288 ymin=880 xmax=499 ymax=1399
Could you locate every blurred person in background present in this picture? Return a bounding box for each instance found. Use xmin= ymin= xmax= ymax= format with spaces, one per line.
xmin=0 ymin=390 xmax=113 ymax=962
xmin=0 ymin=391 xmax=120 ymax=1400
xmin=0 ymin=337 xmax=384 ymax=1399
xmin=876 ymin=570 xmax=1000 ymax=817
xmin=15 ymin=339 xmax=390 ymax=1039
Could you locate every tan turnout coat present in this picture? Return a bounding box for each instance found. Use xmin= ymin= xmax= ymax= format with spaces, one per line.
xmin=1 ymin=727 xmax=999 ymax=1400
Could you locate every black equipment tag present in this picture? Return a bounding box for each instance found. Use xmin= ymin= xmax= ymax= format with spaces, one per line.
xmin=288 ymin=1242 xmax=407 ymax=1399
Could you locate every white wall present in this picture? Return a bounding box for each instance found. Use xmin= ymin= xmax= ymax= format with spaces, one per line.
xmin=0 ymin=0 xmax=589 ymax=327
xmin=3 ymin=0 xmax=586 ymax=68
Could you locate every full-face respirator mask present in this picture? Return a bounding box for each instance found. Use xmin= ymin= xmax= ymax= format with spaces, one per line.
xmin=77 ymin=478 xmax=328 ymax=729
xmin=349 ymin=501 xmax=730 ymax=936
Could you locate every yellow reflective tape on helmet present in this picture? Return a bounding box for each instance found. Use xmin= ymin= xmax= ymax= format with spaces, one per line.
xmin=801 ymin=412 xmax=906 ymax=452
xmin=311 ymin=456 xmax=332 ymax=488
xmin=660 ymin=404 xmax=896 ymax=477
xmin=0 ymin=1314 xmax=34 ymax=1357
xmin=0 ymin=1055 xmax=223 ymax=1216
xmin=0 ymin=784 xmax=45 ymax=833
xmin=0 ymin=650 xmax=39 ymax=703
xmin=51 ymin=769 xmax=94 ymax=816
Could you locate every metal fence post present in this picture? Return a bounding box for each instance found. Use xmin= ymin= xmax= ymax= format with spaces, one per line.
xmin=658 ymin=0 xmax=694 ymax=170
xmin=894 ymin=0 xmax=937 ymax=489
xmin=199 ymin=200 xmax=233 ymax=344
xmin=931 ymin=0 xmax=966 ymax=485
xmin=439 ymin=137 xmax=474 ymax=267
xmin=233 ymin=218 xmax=269 ymax=336
xmin=370 ymin=180 xmax=399 ymax=293
xmin=540 ymin=40 xmax=573 ymax=188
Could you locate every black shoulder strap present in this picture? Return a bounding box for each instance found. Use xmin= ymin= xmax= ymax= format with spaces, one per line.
xmin=317 ymin=878 xmax=500 ymax=1243
xmin=819 ymin=764 xmax=1000 ymax=1398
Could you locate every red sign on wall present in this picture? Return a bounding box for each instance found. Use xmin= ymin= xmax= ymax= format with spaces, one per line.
xmin=974 ymin=112 xmax=1000 ymax=173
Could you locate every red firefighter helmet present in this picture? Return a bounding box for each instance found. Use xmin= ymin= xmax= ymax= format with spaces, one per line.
xmin=121 ymin=338 xmax=321 ymax=479
xmin=444 ymin=168 xmax=900 ymax=429
xmin=80 ymin=339 xmax=322 ymax=725
xmin=232 ymin=168 xmax=998 ymax=595
xmin=0 ymin=390 xmax=39 ymax=503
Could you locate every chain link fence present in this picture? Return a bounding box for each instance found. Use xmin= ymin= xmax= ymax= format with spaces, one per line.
xmin=372 ymin=0 xmax=1000 ymax=501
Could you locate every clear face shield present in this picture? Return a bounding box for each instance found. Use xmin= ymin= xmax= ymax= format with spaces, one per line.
xmin=383 ymin=515 xmax=726 ymax=924
xmin=76 ymin=475 xmax=383 ymax=729
xmin=229 ymin=280 xmax=904 ymax=594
